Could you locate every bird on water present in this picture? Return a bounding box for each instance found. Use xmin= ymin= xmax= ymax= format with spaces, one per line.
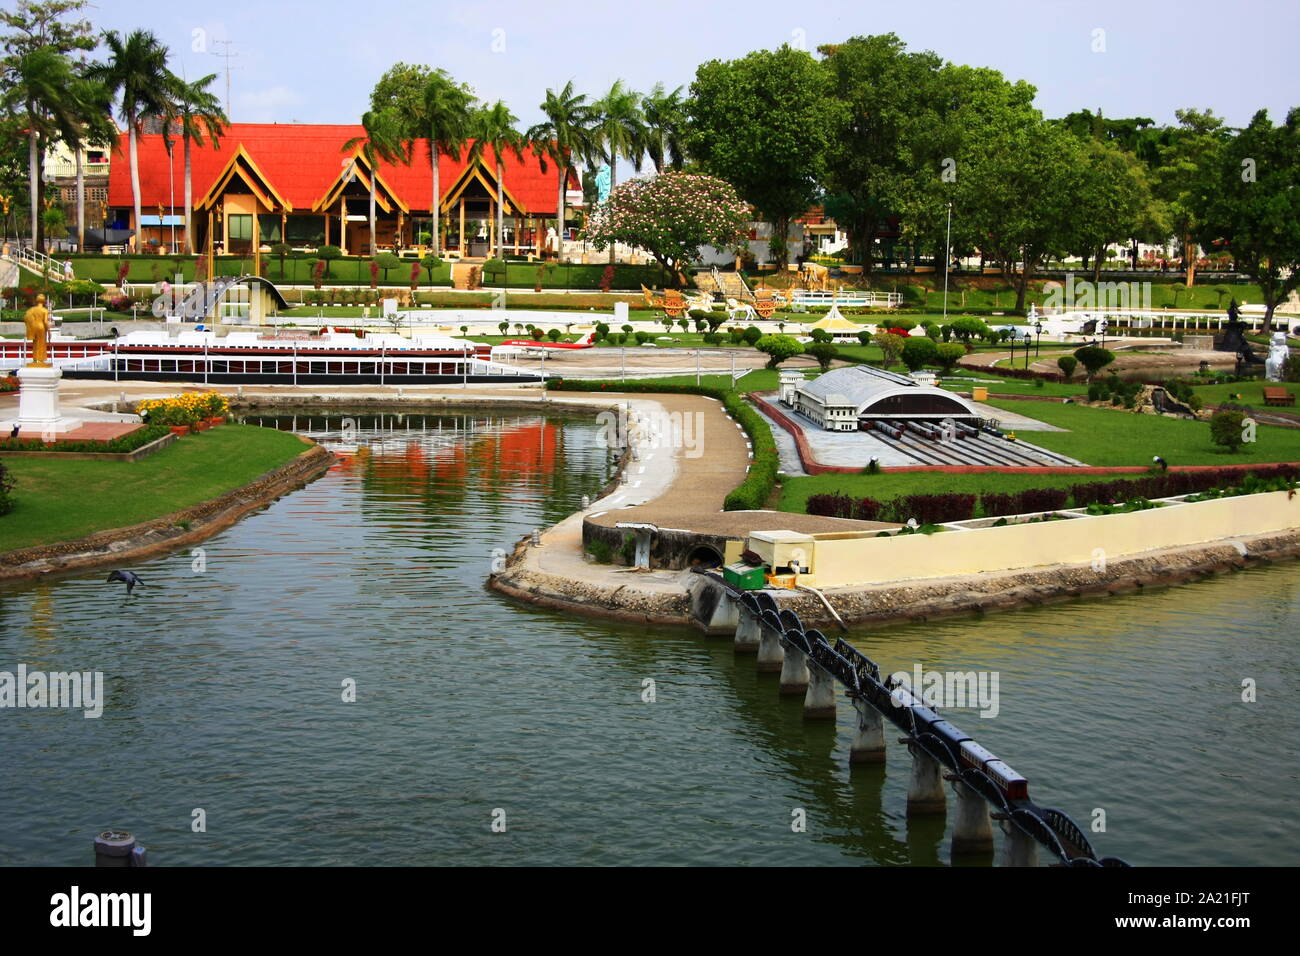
xmin=106 ymin=570 xmax=144 ymax=594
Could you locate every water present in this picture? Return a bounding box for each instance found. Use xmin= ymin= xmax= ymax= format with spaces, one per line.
xmin=1 ymin=412 xmax=1296 ymax=866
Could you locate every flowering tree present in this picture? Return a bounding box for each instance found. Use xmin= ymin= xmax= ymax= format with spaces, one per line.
xmin=582 ymin=172 xmax=749 ymax=286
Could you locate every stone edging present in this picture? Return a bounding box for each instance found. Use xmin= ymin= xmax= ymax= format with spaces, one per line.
xmin=492 ymin=528 xmax=1300 ymax=631
xmin=0 ymin=439 xmax=335 ymax=582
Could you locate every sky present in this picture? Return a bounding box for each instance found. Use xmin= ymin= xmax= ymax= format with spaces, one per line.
xmin=86 ymin=0 xmax=1298 ymax=131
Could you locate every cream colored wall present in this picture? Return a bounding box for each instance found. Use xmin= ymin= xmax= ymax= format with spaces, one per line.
xmin=802 ymin=491 xmax=1300 ymax=588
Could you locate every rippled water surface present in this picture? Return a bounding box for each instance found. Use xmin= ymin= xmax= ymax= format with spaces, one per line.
xmin=1 ymin=412 xmax=1296 ymax=866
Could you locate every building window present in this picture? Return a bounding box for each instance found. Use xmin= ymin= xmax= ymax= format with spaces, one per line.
xmin=228 ymin=214 xmax=252 ymax=241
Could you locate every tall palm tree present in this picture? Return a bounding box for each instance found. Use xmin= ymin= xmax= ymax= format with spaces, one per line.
xmin=69 ymin=64 xmax=116 ymax=254
xmin=527 ymin=82 xmax=596 ymax=261
xmin=168 ymin=72 xmax=224 ymax=254
xmin=466 ymin=102 xmax=523 ymax=259
xmin=641 ymin=83 xmax=687 ymax=172
xmin=89 ymin=29 xmax=176 ymax=252
xmin=418 ymin=71 xmax=473 ymax=256
xmin=592 ymin=80 xmax=645 ymax=262
xmin=343 ymin=108 xmax=405 ymax=255
xmin=0 ymin=44 xmax=84 ymax=250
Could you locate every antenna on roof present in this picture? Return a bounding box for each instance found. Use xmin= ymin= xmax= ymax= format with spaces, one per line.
xmin=210 ymin=40 xmax=239 ymax=120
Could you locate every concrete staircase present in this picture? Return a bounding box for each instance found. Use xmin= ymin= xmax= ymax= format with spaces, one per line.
xmin=712 ymin=266 xmax=752 ymax=303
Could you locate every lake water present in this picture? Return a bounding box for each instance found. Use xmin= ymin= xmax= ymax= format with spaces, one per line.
xmin=1 ymin=411 xmax=1295 ymax=866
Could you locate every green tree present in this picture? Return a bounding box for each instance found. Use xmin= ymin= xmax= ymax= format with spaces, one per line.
xmin=374 ymin=251 xmax=401 ymax=280
xmin=581 ymin=172 xmax=748 ymax=285
xmin=317 ymin=244 xmax=342 ymax=278
xmin=527 ymin=81 xmax=596 ymax=259
xmin=742 ymin=325 xmax=762 ymax=345
xmin=591 ymin=79 xmax=645 ymax=264
xmin=1194 ymin=107 xmax=1300 ymax=333
xmin=1073 ymin=345 xmax=1115 ymax=380
xmin=420 ymin=253 xmax=442 ymax=284
xmin=270 ymin=242 xmax=292 ymax=278
xmin=687 ymin=45 xmax=836 ymax=268
xmin=467 ymin=101 xmax=524 ymax=260
xmin=806 ymin=341 xmax=838 ymax=371
xmin=1209 ymin=409 xmax=1247 ymax=453
xmin=872 ymin=330 xmax=906 ymax=366
xmin=1057 ymin=354 xmax=1078 ymax=380
xmin=935 ymin=342 xmax=966 ymax=373
xmin=901 ymin=335 xmax=939 ymax=371
xmin=482 ymin=257 xmax=507 ymax=285
xmin=89 ymin=29 xmax=177 ymax=252
xmin=169 ymin=72 xmax=225 ymax=254
xmin=343 ymin=107 xmax=406 ymax=255
xmin=1152 ymin=108 xmax=1230 ymax=283
xmin=641 ymin=82 xmax=687 ymax=172
xmin=949 ymin=316 xmax=991 ymax=344
xmin=819 ymin=34 xmax=943 ymax=271
xmin=755 ymin=333 xmax=802 ymax=368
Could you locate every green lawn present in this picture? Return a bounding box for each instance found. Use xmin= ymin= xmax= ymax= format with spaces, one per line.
xmin=1189 ymin=380 xmax=1300 ymax=406
xmin=0 ymin=425 xmax=309 ymax=552
xmin=983 ymin=398 xmax=1300 ymax=466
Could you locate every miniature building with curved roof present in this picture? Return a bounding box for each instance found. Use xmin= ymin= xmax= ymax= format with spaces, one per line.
xmin=785 ymin=364 xmax=979 ymax=431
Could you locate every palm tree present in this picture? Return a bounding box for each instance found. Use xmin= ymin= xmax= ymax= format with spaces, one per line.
xmin=418 ymin=71 xmax=473 ymax=256
xmin=0 ymin=45 xmax=84 ymax=250
xmin=89 ymin=30 xmax=176 ymax=252
xmin=168 ymin=72 xmax=224 ymax=254
xmin=641 ymin=83 xmax=686 ymax=172
xmin=69 ymin=65 xmax=116 ymax=254
xmin=344 ymin=108 xmax=405 ymax=255
xmin=466 ymin=101 xmax=523 ymax=259
xmin=527 ymin=82 xmax=596 ymax=263
xmin=592 ymin=80 xmax=645 ymax=262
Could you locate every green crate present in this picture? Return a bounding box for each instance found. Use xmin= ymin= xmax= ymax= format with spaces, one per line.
xmin=723 ymin=561 xmax=766 ymax=590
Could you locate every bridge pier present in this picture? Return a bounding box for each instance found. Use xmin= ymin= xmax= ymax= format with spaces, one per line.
xmin=734 ymin=600 xmax=760 ymax=655
xmin=803 ymin=667 xmax=837 ymax=719
xmin=950 ymin=781 xmax=994 ymax=853
xmin=779 ymin=646 xmax=810 ymax=695
xmin=999 ymin=820 xmax=1040 ymax=867
xmin=849 ymin=700 xmax=886 ymax=764
xmin=756 ymin=621 xmax=785 ymax=672
xmin=905 ymin=746 xmax=946 ymax=815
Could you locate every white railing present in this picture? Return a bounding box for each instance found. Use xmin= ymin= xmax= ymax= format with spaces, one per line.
xmin=791 ymin=289 xmax=902 ymax=307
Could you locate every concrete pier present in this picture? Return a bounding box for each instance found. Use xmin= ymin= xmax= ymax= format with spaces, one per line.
xmin=734 ymin=598 xmax=761 ymax=655
xmin=951 ymin=780 xmax=994 ymax=853
xmin=779 ymin=642 xmax=810 ymax=695
xmin=803 ymin=666 xmax=837 ymax=719
xmin=906 ymin=746 xmax=946 ymax=815
xmin=849 ymin=699 xmax=886 ymax=764
xmin=757 ymin=617 xmax=785 ymax=672
xmin=999 ymin=819 xmax=1040 ymax=867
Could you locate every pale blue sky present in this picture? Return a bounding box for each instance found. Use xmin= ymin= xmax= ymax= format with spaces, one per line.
xmin=90 ymin=0 xmax=1298 ymax=131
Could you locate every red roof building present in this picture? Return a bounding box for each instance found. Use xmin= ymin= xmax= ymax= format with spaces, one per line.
xmin=107 ymin=123 xmax=578 ymax=258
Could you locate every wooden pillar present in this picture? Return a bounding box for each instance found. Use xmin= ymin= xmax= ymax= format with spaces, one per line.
xmin=514 ymin=214 xmax=520 ymax=255
xmin=340 ymin=197 xmax=347 ymax=255
xmin=324 ymin=211 xmax=330 ymax=247
xmin=459 ymin=199 xmax=465 ymax=255
xmin=534 ymin=215 xmax=542 ymax=256
xmin=206 ymin=208 xmax=214 ymax=282
xmin=252 ymin=207 xmax=260 ymax=277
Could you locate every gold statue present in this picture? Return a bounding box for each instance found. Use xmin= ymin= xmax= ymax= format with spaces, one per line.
xmin=24 ymin=294 xmax=51 ymax=367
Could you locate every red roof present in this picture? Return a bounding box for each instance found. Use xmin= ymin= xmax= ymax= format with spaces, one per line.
xmin=108 ymin=123 xmax=574 ymax=215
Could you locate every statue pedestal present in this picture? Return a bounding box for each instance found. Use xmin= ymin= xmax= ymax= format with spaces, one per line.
xmin=0 ymin=365 xmax=82 ymax=437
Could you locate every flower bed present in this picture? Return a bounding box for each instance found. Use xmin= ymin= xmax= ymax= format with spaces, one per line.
xmin=136 ymin=392 xmax=230 ymax=428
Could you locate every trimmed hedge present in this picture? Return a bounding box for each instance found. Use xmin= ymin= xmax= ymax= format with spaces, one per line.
xmin=0 ymin=458 xmax=13 ymax=514
xmin=549 ymin=379 xmax=778 ymax=511
xmin=807 ymin=465 xmax=1300 ymax=522
xmin=0 ymin=423 xmax=172 ymax=455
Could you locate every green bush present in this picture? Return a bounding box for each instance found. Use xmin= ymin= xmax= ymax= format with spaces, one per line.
xmin=901 ymin=335 xmax=939 ymax=371
xmin=1074 ymin=345 xmax=1116 ymax=380
xmin=1057 ymin=355 xmax=1078 ymax=380
xmin=1210 ymin=409 xmax=1247 ymax=453
xmin=588 ymin=538 xmax=613 ymax=563
xmin=0 ymin=458 xmax=14 ymax=515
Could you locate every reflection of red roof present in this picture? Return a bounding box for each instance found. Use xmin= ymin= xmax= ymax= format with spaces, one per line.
xmin=107 ymin=123 xmax=574 ymax=215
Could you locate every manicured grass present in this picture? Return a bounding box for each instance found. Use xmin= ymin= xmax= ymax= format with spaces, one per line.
xmin=1189 ymin=380 xmax=1300 ymax=406
xmin=0 ymin=425 xmax=309 ymax=552
xmin=982 ymin=398 xmax=1300 ymax=466
xmin=778 ymin=470 xmax=1139 ymax=513
xmin=556 ymin=369 xmax=790 ymax=392
xmin=939 ymin=372 xmax=1087 ymax=397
